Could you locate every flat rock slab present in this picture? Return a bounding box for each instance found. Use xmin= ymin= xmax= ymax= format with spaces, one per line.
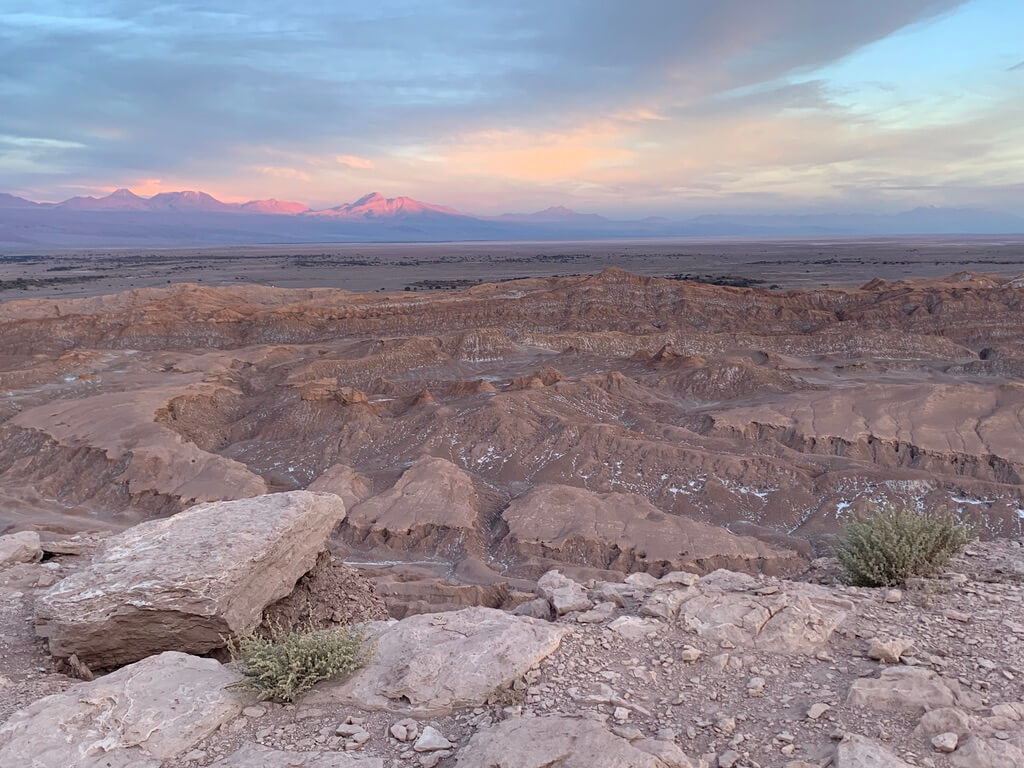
xmin=679 ymin=582 xmax=852 ymax=654
xmin=846 ymin=666 xmax=982 ymax=713
xmin=36 ymin=490 xmax=346 ymax=668
xmin=209 ymin=742 xmax=384 ymax=767
xmin=0 ymin=651 xmax=242 ymax=768
xmin=308 ymin=607 xmax=567 ymax=716
xmin=455 ymin=715 xmax=691 ymax=767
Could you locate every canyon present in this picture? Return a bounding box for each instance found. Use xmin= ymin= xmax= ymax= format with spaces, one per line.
xmin=0 ymin=267 xmax=1022 ymax=613
xmin=0 ymin=266 xmax=1023 ymax=767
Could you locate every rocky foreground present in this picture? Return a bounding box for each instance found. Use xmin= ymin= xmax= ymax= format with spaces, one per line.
xmin=1 ymin=492 xmax=1023 ymax=767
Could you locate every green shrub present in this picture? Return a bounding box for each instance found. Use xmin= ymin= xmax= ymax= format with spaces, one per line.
xmin=834 ymin=504 xmax=971 ymax=587
xmin=226 ymin=623 xmax=369 ymax=702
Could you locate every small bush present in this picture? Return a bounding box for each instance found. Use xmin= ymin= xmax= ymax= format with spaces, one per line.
xmin=226 ymin=623 xmax=369 ymax=702
xmin=834 ymin=504 xmax=971 ymax=587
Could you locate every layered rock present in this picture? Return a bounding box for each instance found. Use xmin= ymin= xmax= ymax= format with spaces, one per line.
xmin=35 ymin=490 xmax=346 ymax=668
xmin=342 ymin=457 xmax=483 ymax=557
xmin=499 ymin=484 xmax=802 ymax=576
xmin=0 ymin=651 xmax=242 ymax=768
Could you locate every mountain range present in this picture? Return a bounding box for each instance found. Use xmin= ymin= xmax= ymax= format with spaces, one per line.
xmin=1 ymin=188 xmax=1022 ymax=247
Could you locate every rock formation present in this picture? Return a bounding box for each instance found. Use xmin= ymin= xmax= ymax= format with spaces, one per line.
xmin=35 ymin=491 xmax=346 ymax=667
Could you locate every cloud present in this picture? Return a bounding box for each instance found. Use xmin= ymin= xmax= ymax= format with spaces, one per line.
xmin=5 ymin=0 xmax=1021 ymax=215
xmin=335 ymin=155 xmax=375 ymax=170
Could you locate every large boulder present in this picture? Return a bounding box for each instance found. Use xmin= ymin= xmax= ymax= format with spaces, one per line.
xmin=308 ymin=607 xmax=567 ymax=715
xmin=0 ymin=651 xmax=242 ymax=768
xmin=499 ymin=484 xmax=803 ymax=575
xmin=209 ymin=742 xmax=384 ymax=767
xmin=0 ymin=530 xmax=43 ymax=569
xmin=35 ymin=491 xmax=346 ymax=668
xmin=455 ymin=715 xmax=694 ymax=767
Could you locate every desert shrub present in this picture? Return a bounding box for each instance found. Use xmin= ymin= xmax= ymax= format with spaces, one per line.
xmin=226 ymin=623 xmax=369 ymax=702
xmin=834 ymin=504 xmax=971 ymax=587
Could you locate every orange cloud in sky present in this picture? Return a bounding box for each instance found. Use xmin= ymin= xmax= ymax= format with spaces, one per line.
xmin=437 ymin=125 xmax=635 ymax=182
xmin=335 ymin=154 xmax=375 ymax=169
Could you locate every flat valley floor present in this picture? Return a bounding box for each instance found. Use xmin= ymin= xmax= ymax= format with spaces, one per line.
xmin=3 ymin=235 xmax=1024 ymax=300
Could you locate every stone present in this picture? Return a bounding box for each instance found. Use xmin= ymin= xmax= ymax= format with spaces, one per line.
xmin=413 ymin=726 xmax=453 ymax=752
xmin=834 ymin=734 xmax=914 ymax=768
xmin=537 ymin=570 xmax=593 ymax=615
xmin=0 ymin=651 xmax=242 ymax=768
xmin=912 ymin=707 xmax=972 ymax=740
xmin=950 ymin=735 xmax=1024 ymax=768
xmin=807 ymin=703 xmax=831 ymax=721
xmin=625 ymin=572 xmax=661 ymax=589
xmin=609 ymin=616 xmax=663 ymax=640
xmin=640 ymin=587 xmax=694 ymax=620
xmin=308 ymin=607 xmax=567 ymax=716
xmin=455 ymin=715 xmax=686 ymax=767
xmin=35 ymin=491 xmax=346 ymax=668
xmin=576 ymin=601 xmax=617 ymax=623
xmin=885 ymin=588 xmax=903 ymax=603
xmin=0 ymin=530 xmax=43 ymax=568
xmin=717 ymin=750 xmax=740 ymax=768
xmin=419 ymin=752 xmax=451 ymax=768
xmin=208 ymin=742 xmax=384 ymax=767
xmin=513 ymin=597 xmax=554 ymax=621
xmin=679 ymin=582 xmax=851 ymax=654
xmin=633 ymin=738 xmax=697 ymax=768
xmin=847 ymin=667 xmax=982 ymax=713
xmin=931 ymin=732 xmax=959 ymax=753
xmin=659 ymin=571 xmax=700 ymax=587
xmin=699 ymin=570 xmax=758 ymax=592
xmin=680 ymin=646 xmax=702 ymax=662
xmin=867 ymin=637 xmax=915 ymax=664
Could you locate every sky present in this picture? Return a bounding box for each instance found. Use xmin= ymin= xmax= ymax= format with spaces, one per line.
xmin=0 ymin=0 xmax=1022 ymax=216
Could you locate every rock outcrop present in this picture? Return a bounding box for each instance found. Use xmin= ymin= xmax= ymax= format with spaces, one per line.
xmin=308 ymin=607 xmax=568 ymax=715
xmin=343 ymin=457 xmax=483 ymax=558
xmin=500 ymin=484 xmax=803 ymax=576
xmin=0 ymin=651 xmax=241 ymax=768
xmin=35 ymin=491 xmax=346 ymax=668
